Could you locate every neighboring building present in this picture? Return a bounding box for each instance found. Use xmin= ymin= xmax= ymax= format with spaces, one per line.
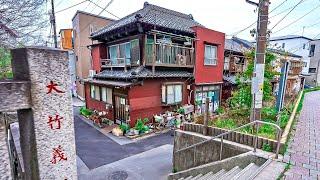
xmin=59 ymin=29 xmax=77 ymax=96
xmin=305 ymin=39 xmax=320 ymax=87
xmin=84 ymin=2 xmax=225 ymax=127
xmin=223 ymin=37 xmax=304 ymax=101
xmin=268 ymin=35 xmax=312 ymax=75
xmin=72 ymin=11 xmax=114 ymax=100
xmin=59 ymin=28 xmax=73 ymax=50
xmin=222 ymin=37 xmax=252 ymax=101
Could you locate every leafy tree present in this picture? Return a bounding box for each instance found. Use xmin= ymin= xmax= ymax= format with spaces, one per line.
xmin=0 ymin=0 xmax=48 ymax=48
xmin=228 ymin=49 xmax=279 ymax=110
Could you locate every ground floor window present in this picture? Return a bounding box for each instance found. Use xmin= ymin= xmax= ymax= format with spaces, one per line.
xmin=162 ymin=84 xmax=183 ymax=105
xmin=90 ymin=84 xmax=112 ymax=104
xmin=195 ymin=85 xmax=220 ymax=113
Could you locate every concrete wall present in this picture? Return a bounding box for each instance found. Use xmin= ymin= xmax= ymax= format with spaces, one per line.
xmin=173 ymin=130 xmax=250 ymax=172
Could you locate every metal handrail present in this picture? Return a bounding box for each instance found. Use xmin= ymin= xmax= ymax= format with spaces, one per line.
xmin=175 ymin=120 xmax=282 ymax=159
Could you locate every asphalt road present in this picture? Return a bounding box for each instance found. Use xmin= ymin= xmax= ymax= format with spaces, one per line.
xmin=74 ymin=115 xmax=174 ymax=169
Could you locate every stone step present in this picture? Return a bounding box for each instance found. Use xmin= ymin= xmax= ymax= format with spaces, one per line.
xmin=219 ymin=166 xmax=241 ymax=179
xmin=247 ymin=159 xmax=273 ymax=180
xmin=197 ymin=171 xmax=213 ymax=180
xmin=207 ymin=169 xmax=226 ymax=180
xmin=183 ymin=175 xmax=193 ymax=180
xmin=190 ymin=173 xmax=203 ymax=180
xmin=231 ymin=163 xmax=259 ymax=180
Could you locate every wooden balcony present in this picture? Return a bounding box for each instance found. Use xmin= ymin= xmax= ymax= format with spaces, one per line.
xmin=146 ymin=43 xmax=194 ymax=68
xmin=101 ymin=58 xmax=132 ymax=71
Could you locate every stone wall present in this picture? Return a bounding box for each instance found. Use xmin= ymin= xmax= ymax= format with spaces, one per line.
xmin=173 ymin=130 xmax=250 ymax=172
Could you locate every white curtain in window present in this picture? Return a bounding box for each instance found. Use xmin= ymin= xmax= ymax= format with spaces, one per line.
xmin=107 ymin=88 xmax=112 ymax=104
xmin=95 ymin=86 xmax=100 ymax=100
xmin=162 ymin=85 xmax=166 ymax=103
xmin=167 ymin=85 xmax=174 ymax=104
xmin=90 ymin=85 xmax=95 ymax=99
xmin=101 ymin=87 xmax=107 ymax=102
xmin=175 ymin=85 xmax=182 ymax=102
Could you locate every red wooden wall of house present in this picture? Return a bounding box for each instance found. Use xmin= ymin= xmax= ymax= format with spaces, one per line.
xmin=192 ymin=26 xmax=225 ymax=84
xmin=91 ymin=44 xmax=107 ymax=73
xmin=84 ymin=83 xmax=114 ymax=120
xmin=128 ymin=79 xmax=190 ymax=127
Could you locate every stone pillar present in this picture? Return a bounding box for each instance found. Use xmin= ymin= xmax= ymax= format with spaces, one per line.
xmin=11 ymin=47 xmax=77 ymax=180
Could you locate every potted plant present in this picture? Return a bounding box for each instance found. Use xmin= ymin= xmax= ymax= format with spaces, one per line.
xmin=134 ymin=118 xmax=149 ymax=134
xmin=119 ymin=124 xmax=129 ymax=135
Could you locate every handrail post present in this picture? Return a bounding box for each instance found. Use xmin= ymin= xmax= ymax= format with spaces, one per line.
xmin=219 ymin=137 xmax=223 ymax=160
xmin=275 ymin=129 xmax=282 ymax=159
xmin=253 ymin=121 xmax=259 ymax=153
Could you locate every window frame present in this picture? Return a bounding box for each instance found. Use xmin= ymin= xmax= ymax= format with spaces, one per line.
xmin=161 ymin=83 xmax=183 ymax=105
xmin=90 ymin=85 xmax=95 ymax=99
xmin=309 ymin=44 xmax=316 ymax=57
xmin=204 ymin=44 xmax=218 ymax=66
xmin=309 ymin=68 xmax=317 ymax=73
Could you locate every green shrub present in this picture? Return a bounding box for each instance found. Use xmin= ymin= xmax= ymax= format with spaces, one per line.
xmin=262 ymin=143 xmax=272 ymax=152
xmin=135 ymin=118 xmax=149 ymax=133
xmin=215 ymin=118 xmax=237 ymax=129
xmin=262 ymin=107 xmax=277 ymax=122
xmin=216 ymin=107 xmax=224 ymax=115
xmin=119 ymin=124 xmax=129 ymax=133
xmin=80 ymin=107 xmax=92 ymax=117
xmin=258 ymin=124 xmax=276 ymax=139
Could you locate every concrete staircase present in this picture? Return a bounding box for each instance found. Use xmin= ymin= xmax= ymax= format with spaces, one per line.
xmin=168 ymin=152 xmax=277 ymax=180
xmin=176 ymin=161 xmax=268 ymax=180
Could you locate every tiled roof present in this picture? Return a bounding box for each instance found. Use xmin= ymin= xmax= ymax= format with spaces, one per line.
xmin=94 ymin=66 xmax=193 ymax=80
xmin=91 ymin=2 xmax=202 ymax=38
xmin=225 ymin=37 xmax=302 ymax=58
xmin=225 ymin=37 xmax=253 ymax=53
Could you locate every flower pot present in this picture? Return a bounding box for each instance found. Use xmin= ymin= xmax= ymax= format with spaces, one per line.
xmin=134 ymin=129 xmax=139 ymax=135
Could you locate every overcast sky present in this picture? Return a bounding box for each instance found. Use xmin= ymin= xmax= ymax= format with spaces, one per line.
xmin=49 ymin=0 xmax=320 ymax=43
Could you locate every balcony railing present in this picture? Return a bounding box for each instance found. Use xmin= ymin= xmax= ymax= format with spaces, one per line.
xmin=146 ymin=43 xmax=194 ymax=67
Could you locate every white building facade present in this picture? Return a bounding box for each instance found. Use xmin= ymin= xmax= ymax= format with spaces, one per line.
xmin=305 ymin=39 xmax=320 ymax=87
xmin=268 ymin=35 xmax=312 ymax=75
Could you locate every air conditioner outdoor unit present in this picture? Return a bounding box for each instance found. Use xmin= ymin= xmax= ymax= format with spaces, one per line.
xmin=89 ymin=70 xmax=96 ymax=77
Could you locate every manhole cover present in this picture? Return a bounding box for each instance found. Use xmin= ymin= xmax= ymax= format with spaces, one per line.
xmin=108 ymin=171 xmax=128 ymax=180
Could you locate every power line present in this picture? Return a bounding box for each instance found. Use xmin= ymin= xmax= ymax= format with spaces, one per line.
xmin=231 ymin=0 xmax=298 ymax=36
xmin=270 ymin=0 xmax=305 ymax=30
xmin=55 ymin=0 xmax=89 ymax=14
xmin=88 ymin=0 xmax=119 ymax=19
xmin=269 ymin=0 xmax=288 ymax=13
xmin=90 ymin=0 xmax=103 ymax=13
xmin=272 ymin=4 xmax=320 ymax=34
xmin=79 ymin=0 xmax=115 ymax=33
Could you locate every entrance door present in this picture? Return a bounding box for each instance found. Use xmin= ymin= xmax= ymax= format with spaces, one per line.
xmin=114 ymin=95 xmax=129 ymax=124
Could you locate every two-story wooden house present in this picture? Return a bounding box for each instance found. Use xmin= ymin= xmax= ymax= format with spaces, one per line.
xmin=84 ymin=2 xmax=225 ymax=127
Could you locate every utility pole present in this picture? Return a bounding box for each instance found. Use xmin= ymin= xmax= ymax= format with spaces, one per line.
xmin=50 ymin=0 xmax=58 ymax=48
xmin=247 ymin=0 xmax=270 ymax=121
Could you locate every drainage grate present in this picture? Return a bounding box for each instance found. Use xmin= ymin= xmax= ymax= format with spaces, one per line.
xmin=108 ymin=171 xmax=128 ymax=180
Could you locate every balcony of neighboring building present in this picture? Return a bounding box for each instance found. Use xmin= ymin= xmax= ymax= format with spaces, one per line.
xmin=145 ymin=31 xmax=195 ymax=68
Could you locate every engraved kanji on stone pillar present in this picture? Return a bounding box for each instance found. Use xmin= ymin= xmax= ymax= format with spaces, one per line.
xmin=11 ymin=47 xmax=77 ymax=180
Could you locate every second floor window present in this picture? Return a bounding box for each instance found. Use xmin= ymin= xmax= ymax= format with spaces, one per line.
xmin=204 ymin=45 xmax=217 ymax=65
xmin=109 ymin=39 xmax=140 ymax=65
xmin=309 ymin=45 xmax=315 ymax=57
